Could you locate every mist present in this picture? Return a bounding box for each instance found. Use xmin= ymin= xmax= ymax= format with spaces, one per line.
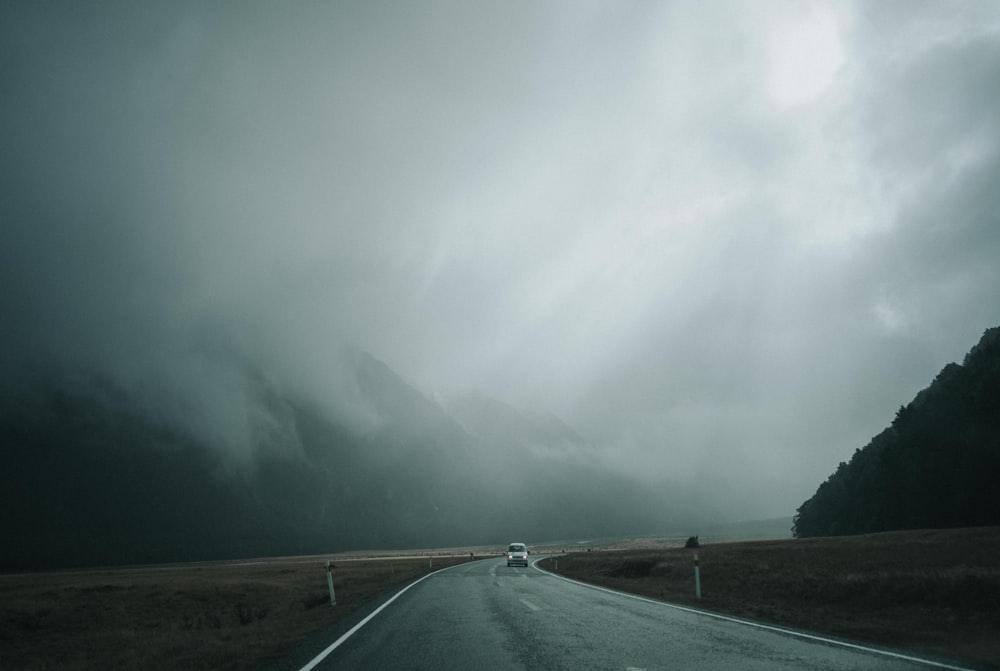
xmin=3 ymin=1 xmax=1000 ymax=529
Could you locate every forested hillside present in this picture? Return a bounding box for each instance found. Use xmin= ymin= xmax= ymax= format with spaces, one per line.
xmin=793 ymin=327 xmax=1000 ymax=537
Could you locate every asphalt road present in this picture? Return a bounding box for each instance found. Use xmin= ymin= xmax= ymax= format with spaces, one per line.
xmin=290 ymin=557 xmax=969 ymax=671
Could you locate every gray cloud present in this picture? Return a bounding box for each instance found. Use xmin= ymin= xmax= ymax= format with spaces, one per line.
xmin=3 ymin=1 xmax=999 ymax=518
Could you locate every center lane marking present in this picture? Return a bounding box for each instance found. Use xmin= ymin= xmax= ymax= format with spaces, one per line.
xmin=518 ymin=598 xmax=541 ymax=611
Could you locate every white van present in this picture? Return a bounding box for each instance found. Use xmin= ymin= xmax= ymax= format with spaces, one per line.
xmin=506 ymin=542 xmax=528 ymax=567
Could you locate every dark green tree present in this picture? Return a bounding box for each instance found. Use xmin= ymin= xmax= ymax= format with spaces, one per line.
xmin=793 ymin=327 xmax=1000 ymax=537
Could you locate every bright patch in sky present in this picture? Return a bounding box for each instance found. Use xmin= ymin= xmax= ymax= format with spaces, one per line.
xmin=767 ymin=8 xmax=845 ymax=106
xmin=872 ymin=294 xmax=914 ymax=336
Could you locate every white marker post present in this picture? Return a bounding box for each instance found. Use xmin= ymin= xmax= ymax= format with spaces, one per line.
xmin=693 ymin=553 xmax=702 ymax=600
xmin=326 ymin=560 xmax=337 ymax=606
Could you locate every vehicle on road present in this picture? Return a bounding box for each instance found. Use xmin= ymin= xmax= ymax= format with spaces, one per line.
xmin=506 ymin=542 xmax=528 ymax=567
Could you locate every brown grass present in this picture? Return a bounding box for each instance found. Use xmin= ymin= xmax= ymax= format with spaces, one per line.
xmin=0 ymin=552 xmax=481 ymax=671
xmin=4 ymin=530 xmax=998 ymax=669
xmin=538 ymin=527 xmax=1000 ymax=669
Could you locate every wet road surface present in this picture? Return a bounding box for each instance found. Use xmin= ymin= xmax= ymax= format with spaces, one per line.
xmin=294 ymin=557 xmax=968 ymax=671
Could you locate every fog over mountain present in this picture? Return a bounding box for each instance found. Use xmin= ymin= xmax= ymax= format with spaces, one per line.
xmin=2 ymin=351 xmax=708 ymax=569
xmin=3 ymin=1 xmax=1000 ymax=562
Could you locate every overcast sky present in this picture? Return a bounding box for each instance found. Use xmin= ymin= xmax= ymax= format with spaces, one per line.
xmin=3 ymin=1 xmax=999 ymax=519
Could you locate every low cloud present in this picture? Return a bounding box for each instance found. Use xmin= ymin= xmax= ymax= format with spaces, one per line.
xmin=2 ymin=1 xmax=999 ymax=520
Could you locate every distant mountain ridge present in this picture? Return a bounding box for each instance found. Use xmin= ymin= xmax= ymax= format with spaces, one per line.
xmin=793 ymin=326 xmax=1000 ymax=537
xmin=1 ymin=351 xmax=689 ymax=570
xmin=446 ymin=390 xmax=588 ymax=459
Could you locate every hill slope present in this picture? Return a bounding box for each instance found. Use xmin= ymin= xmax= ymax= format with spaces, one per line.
xmin=1 ymin=352 xmax=688 ymax=570
xmin=793 ymin=326 xmax=1000 ymax=537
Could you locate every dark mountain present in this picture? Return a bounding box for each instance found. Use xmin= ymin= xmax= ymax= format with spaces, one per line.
xmin=2 ymin=352 xmax=684 ymax=571
xmin=793 ymin=326 xmax=1000 ymax=537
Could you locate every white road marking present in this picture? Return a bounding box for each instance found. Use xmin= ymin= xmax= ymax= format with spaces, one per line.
xmin=534 ymin=559 xmax=974 ymax=671
xmin=519 ymin=598 xmax=541 ymax=611
xmin=297 ymin=562 xmax=470 ymax=671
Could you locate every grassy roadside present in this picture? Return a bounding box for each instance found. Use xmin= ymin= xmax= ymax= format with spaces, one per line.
xmin=537 ymin=527 xmax=1000 ymax=669
xmin=4 ymin=529 xmax=997 ymax=669
xmin=0 ymin=553 xmax=481 ymax=671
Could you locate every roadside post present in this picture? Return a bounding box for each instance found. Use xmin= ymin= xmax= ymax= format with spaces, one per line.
xmin=325 ymin=560 xmax=337 ymax=606
xmin=694 ymin=553 xmax=702 ymax=600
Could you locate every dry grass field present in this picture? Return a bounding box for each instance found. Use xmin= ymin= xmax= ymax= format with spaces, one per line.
xmin=3 ymin=529 xmax=998 ymax=670
xmin=0 ymin=552 xmax=481 ymax=671
xmin=538 ymin=527 xmax=1000 ymax=669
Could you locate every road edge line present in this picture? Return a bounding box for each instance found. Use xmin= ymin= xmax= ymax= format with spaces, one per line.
xmin=531 ymin=557 xmax=974 ymax=671
xmin=297 ymin=561 xmax=473 ymax=671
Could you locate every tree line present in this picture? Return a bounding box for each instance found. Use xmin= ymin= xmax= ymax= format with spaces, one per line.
xmin=793 ymin=327 xmax=1000 ymax=537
